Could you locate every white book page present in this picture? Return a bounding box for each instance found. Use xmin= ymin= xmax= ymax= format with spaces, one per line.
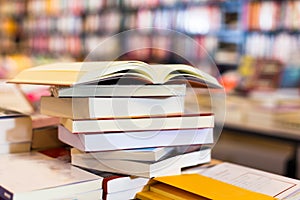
xmin=199 ymin=162 xmax=300 ymax=198
xmin=150 ymin=64 xmax=221 ymax=87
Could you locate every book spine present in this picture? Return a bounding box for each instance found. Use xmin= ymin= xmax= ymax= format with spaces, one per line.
xmin=102 ymin=175 xmax=121 ymax=193
xmin=0 ymin=187 xmax=13 ymax=200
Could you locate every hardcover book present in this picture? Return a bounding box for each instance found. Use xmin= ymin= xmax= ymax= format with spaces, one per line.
xmin=71 ymin=147 xmax=176 ymax=162
xmin=137 ymin=173 xmax=277 ymax=200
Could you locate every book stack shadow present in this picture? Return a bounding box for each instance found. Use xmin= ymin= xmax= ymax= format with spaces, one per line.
xmin=8 ymin=61 xmax=222 ymax=200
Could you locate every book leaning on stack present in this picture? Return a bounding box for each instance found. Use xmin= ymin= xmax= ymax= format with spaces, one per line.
xmin=9 ymin=60 xmax=222 ymax=199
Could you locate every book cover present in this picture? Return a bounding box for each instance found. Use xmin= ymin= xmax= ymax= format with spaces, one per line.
xmin=138 ymin=173 xmax=277 ymax=200
xmin=104 ymin=186 xmax=146 ymax=200
xmin=58 ymin=125 xmax=214 ymax=152
xmin=135 ymin=190 xmax=172 ymax=200
xmin=40 ymin=95 xmax=185 ymax=119
xmin=148 ymin=182 xmax=205 ymax=200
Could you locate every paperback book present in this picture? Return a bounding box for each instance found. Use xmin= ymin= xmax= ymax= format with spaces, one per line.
xmin=71 ymin=147 xmax=212 ymax=178
xmin=58 ymin=125 xmax=214 ymax=151
xmin=60 ymin=113 xmax=214 ymax=133
xmin=0 ymin=152 xmax=103 ymax=200
xmin=50 ymin=84 xmax=186 ymax=97
xmin=40 ymin=95 xmax=185 ymax=119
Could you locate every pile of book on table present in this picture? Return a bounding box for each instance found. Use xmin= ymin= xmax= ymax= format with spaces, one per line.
xmin=8 ymin=60 xmax=222 ymax=200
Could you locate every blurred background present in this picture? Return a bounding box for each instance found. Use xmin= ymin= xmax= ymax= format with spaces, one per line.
xmin=0 ymin=0 xmax=300 ymax=178
xmin=1 ymin=0 xmax=300 ymax=80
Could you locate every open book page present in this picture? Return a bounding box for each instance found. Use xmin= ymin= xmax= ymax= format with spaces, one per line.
xmin=199 ymin=162 xmax=300 ymax=199
xmin=9 ymin=61 xmax=151 ymax=86
xmin=150 ymin=64 xmax=222 ymax=88
xmin=9 ymin=60 xmax=222 ymax=88
xmin=79 ymin=61 xmax=154 ymax=85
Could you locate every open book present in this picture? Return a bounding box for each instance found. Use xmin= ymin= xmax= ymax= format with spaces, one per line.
xmin=8 ymin=61 xmax=222 ymax=88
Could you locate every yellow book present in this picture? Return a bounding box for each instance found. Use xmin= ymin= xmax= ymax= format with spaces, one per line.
xmin=147 ymin=174 xmax=277 ymax=200
xmin=136 ymin=190 xmax=172 ymax=200
xmin=149 ymin=183 xmax=208 ymax=200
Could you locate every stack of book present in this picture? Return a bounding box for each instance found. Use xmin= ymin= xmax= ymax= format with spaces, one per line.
xmin=9 ymin=60 xmax=222 ymax=199
xmin=0 ymin=107 xmax=32 ymax=154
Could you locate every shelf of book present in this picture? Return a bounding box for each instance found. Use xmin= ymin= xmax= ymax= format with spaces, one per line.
xmin=243 ymin=0 xmax=300 ymax=64
xmin=1 ymin=0 xmax=300 ymax=77
xmin=0 ymin=0 xmax=242 ymax=69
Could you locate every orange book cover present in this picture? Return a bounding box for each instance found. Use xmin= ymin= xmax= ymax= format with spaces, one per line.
xmin=150 ymin=174 xmax=277 ymax=200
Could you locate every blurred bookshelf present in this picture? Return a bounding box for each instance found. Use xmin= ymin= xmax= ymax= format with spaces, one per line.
xmin=0 ymin=0 xmax=240 ymax=74
xmin=0 ymin=0 xmax=26 ymax=55
xmin=243 ymin=1 xmax=300 ymax=64
xmin=0 ymin=0 xmax=300 ymax=79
